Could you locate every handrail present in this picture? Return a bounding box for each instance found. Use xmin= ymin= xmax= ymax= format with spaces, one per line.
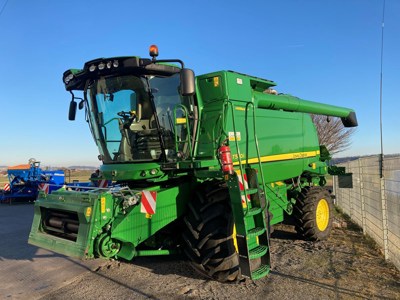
xmin=225 ymin=101 xmax=249 ymax=215
xmin=245 ymin=102 xmax=268 ymax=212
xmin=173 ymin=104 xmax=193 ymax=161
xmin=245 ymin=101 xmax=271 ymax=253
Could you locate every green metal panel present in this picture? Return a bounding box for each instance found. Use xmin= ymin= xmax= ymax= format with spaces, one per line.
xmin=110 ymin=184 xmax=190 ymax=250
xmin=196 ymin=70 xmax=276 ymax=104
xmin=195 ymin=101 xmax=224 ymax=159
xmin=266 ymin=183 xmax=291 ymax=224
xmin=100 ymin=162 xmax=164 ymax=181
xmin=197 ymin=75 xmax=225 ymax=103
xmin=225 ymin=102 xmax=321 ymax=183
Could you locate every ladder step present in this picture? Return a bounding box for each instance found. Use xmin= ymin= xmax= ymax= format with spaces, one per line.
xmin=251 ymin=264 xmax=270 ymax=280
xmin=244 ymin=207 xmax=262 ymax=217
xmin=247 ymin=227 xmax=265 ymax=238
xmin=249 ymin=245 xmax=269 ymax=260
xmin=240 ymin=188 xmax=258 ymax=196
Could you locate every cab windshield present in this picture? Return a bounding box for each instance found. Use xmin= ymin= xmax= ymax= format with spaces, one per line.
xmin=85 ymin=73 xmax=190 ymax=163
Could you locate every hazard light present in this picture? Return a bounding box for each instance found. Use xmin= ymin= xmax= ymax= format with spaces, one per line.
xmin=149 ymin=45 xmax=159 ymax=60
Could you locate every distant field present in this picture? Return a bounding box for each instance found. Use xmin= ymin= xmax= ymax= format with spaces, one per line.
xmin=0 ymin=170 xmax=93 ymax=186
xmin=0 ymin=177 xmax=8 ymax=185
xmin=63 ymin=170 xmax=93 ymax=183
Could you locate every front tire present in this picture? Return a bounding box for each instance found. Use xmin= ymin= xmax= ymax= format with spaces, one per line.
xmin=182 ymin=181 xmax=241 ymax=282
xmin=294 ymin=186 xmax=333 ymax=241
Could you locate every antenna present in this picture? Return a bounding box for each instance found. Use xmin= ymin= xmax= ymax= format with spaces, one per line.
xmin=379 ymin=0 xmax=385 ymax=178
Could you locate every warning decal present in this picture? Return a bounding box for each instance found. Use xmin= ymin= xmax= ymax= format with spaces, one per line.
xmin=39 ymin=183 xmax=50 ymax=194
xmin=237 ymin=173 xmax=251 ymax=204
xmin=97 ymin=180 xmax=108 ymax=188
xmin=228 ymin=131 xmax=241 ymax=141
xmin=140 ymin=191 xmax=157 ymax=215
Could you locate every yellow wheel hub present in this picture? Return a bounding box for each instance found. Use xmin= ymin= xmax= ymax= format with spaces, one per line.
xmin=316 ymin=198 xmax=330 ymax=231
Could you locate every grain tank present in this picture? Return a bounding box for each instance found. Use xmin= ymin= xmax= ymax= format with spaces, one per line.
xmin=29 ymin=45 xmax=357 ymax=282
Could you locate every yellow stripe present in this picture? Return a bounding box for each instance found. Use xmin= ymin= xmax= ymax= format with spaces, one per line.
xmin=235 ymin=107 xmax=246 ymax=111
xmin=175 ymin=118 xmax=186 ymax=125
xmin=233 ymin=150 xmax=320 ymax=166
xmin=101 ymin=197 xmax=106 ymax=213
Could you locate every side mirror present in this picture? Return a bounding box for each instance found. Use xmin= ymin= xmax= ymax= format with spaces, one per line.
xmin=180 ymin=68 xmax=195 ymax=96
xmin=69 ymin=100 xmax=77 ymax=121
xmin=78 ymin=100 xmax=85 ymax=110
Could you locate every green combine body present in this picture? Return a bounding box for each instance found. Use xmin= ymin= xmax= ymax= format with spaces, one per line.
xmin=29 ymin=46 xmax=357 ymax=282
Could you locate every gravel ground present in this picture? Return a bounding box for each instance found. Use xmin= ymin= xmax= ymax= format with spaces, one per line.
xmin=39 ymin=212 xmax=400 ymax=300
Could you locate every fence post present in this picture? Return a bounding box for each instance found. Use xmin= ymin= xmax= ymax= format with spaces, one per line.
xmin=380 ymin=176 xmax=389 ymax=259
xmin=358 ymin=159 xmax=366 ymax=234
xmin=348 ymin=162 xmax=352 ymax=218
xmin=332 ymin=175 xmax=336 ymax=204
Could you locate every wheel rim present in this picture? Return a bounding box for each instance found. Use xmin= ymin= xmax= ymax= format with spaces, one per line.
xmin=316 ymin=198 xmax=330 ymax=231
xmin=97 ymin=235 xmax=120 ymax=258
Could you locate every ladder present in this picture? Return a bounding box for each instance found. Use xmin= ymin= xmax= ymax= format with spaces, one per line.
xmin=226 ymin=101 xmax=271 ymax=280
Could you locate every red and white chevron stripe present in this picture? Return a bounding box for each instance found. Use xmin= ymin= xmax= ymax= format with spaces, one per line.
xmin=98 ymin=180 xmax=108 ymax=188
xmin=39 ymin=183 xmax=50 ymax=194
xmin=140 ymin=190 xmax=157 ymax=215
xmin=3 ymin=183 xmax=10 ymax=192
xmin=237 ymin=173 xmax=251 ymax=204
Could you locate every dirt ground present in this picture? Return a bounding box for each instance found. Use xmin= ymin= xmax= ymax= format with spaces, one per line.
xmin=40 ymin=212 xmax=400 ymax=300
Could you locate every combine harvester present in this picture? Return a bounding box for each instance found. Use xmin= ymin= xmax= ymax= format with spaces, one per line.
xmin=0 ymin=159 xmax=65 ymax=204
xmin=29 ymin=46 xmax=357 ymax=282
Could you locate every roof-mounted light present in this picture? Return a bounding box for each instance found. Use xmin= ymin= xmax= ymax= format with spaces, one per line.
xmin=149 ymin=44 xmax=159 ymax=61
xmin=86 ymin=60 xmax=120 ymax=73
xmin=64 ymin=73 xmax=74 ymax=84
xmin=98 ymin=62 xmax=105 ymax=70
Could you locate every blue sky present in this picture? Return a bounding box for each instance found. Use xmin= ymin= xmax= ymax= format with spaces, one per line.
xmin=0 ymin=0 xmax=398 ymax=167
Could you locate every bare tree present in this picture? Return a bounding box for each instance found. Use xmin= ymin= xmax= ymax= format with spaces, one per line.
xmin=311 ymin=114 xmax=356 ymax=155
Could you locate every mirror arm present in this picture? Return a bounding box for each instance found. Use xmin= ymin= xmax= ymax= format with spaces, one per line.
xmin=68 ymin=91 xmax=77 ymax=121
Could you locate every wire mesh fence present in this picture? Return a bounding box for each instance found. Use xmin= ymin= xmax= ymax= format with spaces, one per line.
xmin=333 ymin=154 xmax=400 ymax=271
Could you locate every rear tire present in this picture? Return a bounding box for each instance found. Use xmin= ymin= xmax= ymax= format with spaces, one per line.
xmin=294 ymin=186 xmax=333 ymax=241
xmin=182 ymin=181 xmax=241 ymax=282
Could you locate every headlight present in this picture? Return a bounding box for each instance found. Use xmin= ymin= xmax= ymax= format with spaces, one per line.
xmin=64 ymin=73 xmax=74 ymax=84
xmin=89 ymin=65 xmax=96 ymax=72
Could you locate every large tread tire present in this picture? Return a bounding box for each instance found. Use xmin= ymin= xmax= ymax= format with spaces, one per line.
xmin=294 ymin=186 xmax=333 ymax=241
xmin=182 ymin=181 xmax=241 ymax=282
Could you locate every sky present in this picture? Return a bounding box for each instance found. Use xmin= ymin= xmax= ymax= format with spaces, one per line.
xmin=0 ymin=0 xmax=398 ymax=167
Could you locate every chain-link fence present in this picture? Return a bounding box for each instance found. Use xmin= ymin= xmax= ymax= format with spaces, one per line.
xmin=333 ymin=155 xmax=400 ymax=271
